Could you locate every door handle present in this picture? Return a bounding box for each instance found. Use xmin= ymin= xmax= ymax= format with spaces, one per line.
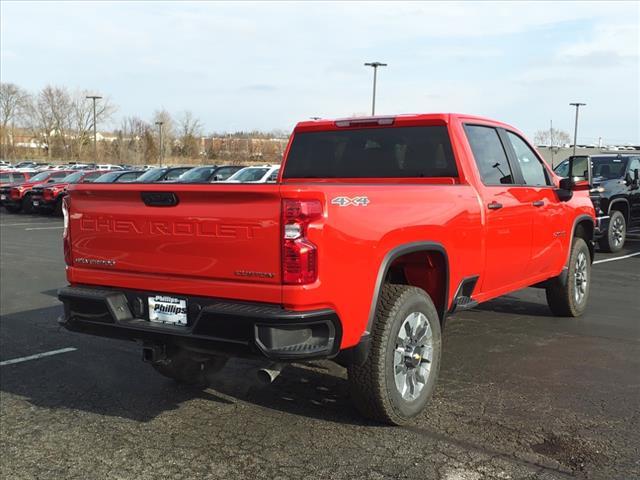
xmin=532 ymin=200 xmax=544 ymax=207
xmin=487 ymin=201 xmax=503 ymax=210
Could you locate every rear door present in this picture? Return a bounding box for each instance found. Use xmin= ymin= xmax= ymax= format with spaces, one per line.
xmin=69 ymin=184 xmax=282 ymax=284
xmin=464 ymin=124 xmax=533 ymax=293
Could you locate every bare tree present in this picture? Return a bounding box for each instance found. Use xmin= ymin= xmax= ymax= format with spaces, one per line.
xmin=24 ymin=85 xmax=74 ymax=159
xmin=534 ymin=128 xmax=571 ymax=147
xmin=177 ymin=110 xmax=203 ymax=158
xmin=0 ymin=83 xmax=30 ymax=158
xmin=70 ymin=91 xmax=116 ymax=159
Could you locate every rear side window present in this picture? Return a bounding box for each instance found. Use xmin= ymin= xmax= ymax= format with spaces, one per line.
xmin=282 ymin=126 xmax=457 ymax=179
xmin=464 ymin=125 xmax=514 ymax=185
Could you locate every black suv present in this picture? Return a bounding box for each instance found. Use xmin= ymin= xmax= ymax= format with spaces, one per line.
xmin=555 ymin=154 xmax=640 ymax=252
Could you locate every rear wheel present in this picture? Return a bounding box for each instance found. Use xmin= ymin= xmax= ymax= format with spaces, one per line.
xmin=599 ymin=210 xmax=625 ymax=253
xmin=546 ymin=237 xmax=591 ymax=317
xmin=348 ymin=284 xmax=442 ymax=425
xmin=151 ymin=349 xmax=227 ymax=386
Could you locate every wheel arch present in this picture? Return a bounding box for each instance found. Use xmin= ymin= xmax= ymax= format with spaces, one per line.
xmin=571 ymin=215 xmax=595 ymax=263
xmin=366 ymin=242 xmax=450 ymax=335
xmin=608 ymin=198 xmax=630 ymax=222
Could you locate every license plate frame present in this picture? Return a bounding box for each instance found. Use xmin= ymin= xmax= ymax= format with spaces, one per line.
xmin=33 ymin=200 xmax=39 ymax=206
xmin=0 ymin=194 xmax=6 ymax=200
xmin=148 ymin=295 xmax=188 ymax=326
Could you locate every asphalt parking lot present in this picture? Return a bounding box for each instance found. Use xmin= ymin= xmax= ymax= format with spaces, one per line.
xmin=1 ymin=211 xmax=638 ymax=480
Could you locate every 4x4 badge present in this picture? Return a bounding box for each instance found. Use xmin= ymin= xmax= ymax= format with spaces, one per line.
xmin=331 ymin=196 xmax=370 ymax=207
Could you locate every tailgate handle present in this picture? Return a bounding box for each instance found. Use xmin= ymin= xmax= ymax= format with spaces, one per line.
xmin=141 ymin=192 xmax=179 ymax=207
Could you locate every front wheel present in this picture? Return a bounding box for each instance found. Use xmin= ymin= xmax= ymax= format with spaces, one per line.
xmin=545 ymin=237 xmax=591 ymax=317
xmin=348 ymin=284 xmax=442 ymax=425
xmin=599 ymin=210 xmax=626 ymax=253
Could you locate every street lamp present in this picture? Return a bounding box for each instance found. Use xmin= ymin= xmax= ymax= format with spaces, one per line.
xmin=155 ymin=121 xmax=164 ymax=167
xmin=569 ymin=102 xmax=586 ymax=156
xmin=364 ymin=62 xmax=387 ymax=116
xmin=85 ymin=95 xmax=102 ymax=163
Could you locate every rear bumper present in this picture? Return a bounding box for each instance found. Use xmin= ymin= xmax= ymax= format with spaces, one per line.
xmin=595 ymin=215 xmax=610 ymax=240
xmin=58 ymin=285 xmax=341 ymax=361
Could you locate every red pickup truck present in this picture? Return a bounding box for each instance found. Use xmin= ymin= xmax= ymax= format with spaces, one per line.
xmin=58 ymin=114 xmax=595 ymax=424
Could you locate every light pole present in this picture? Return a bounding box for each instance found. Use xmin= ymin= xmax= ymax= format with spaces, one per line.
xmin=86 ymin=95 xmax=102 ymax=163
xmin=569 ymin=102 xmax=586 ymax=156
xmin=155 ymin=121 xmax=164 ymax=167
xmin=364 ymin=62 xmax=387 ymax=116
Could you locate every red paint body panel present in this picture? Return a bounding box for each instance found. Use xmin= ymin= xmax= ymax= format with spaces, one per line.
xmin=65 ymin=113 xmax=595 ymax=351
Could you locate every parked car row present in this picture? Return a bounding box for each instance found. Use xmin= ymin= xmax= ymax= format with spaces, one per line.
xmin=0 ymin=164 xmax=281 ymax=215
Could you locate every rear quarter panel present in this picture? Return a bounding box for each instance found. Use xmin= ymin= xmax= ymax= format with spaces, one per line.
xmin=280 ymin=183 xmax=483 ymax=348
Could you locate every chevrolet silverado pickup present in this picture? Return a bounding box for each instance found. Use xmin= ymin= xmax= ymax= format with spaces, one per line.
xmin=58 ymin=114 xmax=595 ymax=424
xmin=1 ymin=170 xmax=73 ymax=213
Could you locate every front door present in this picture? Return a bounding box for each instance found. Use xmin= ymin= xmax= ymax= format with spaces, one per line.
xmin=463 ymin=124 xmax=533 ymax=294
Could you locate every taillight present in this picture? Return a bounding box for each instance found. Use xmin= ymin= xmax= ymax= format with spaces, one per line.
xmin=282 ymin=199 xmax=322 ymax=284
xmin=10 ymin=188 xmax=21 ymax=200
xmin=43 ymin=189 xmax=53 ymax=201
xmin=62 ymin=196 xmax=71 ymax=266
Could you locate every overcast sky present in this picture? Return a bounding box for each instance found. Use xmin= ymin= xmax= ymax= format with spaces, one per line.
xmin=1 ymin=1 xmax=638 ymax=143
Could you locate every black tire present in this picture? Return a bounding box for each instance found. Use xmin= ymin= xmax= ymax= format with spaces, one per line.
xmin=598 ymin=210 xmax=626 ymax=253
xmin=348 ymin=284 xmax=442 ymax=425
xmin=21 ymin=194 xmax=33 ymax=214
xmin=152 ymin=349 xmax=227 ymax=386
xmin=54 ymin=198 xmax=63 ymax=216
xmin=545 ymin=237 xmax=591 ymax=317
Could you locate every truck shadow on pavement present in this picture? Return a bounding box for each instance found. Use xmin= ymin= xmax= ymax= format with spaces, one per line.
xmin=0 ymin=305 xmax=366 ymax=425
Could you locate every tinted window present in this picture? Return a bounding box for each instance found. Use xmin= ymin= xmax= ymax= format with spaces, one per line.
xmin=116 ymin=172 xmax=142 ymax=182
xmin=29 ymin=172 xmax=51 ymax=182
xmin=179 ymin=167 xmax=216 ymax=182
xmin=163 ymin=168 xmax=190 ymax=180
xmin=230 ymin=167 xmax=269 ymax=182
xmin=592 ymin=157 xmax=628 ymax=179
xmin=94 ymin=172 xmax=120 ymax=183
xmin=506 ymin=132 xmax=550 ymax=186
xmin=60 ymin=172 xmax=84 ymax=183
xmin=136 ymin=168 xmax=167 ymax=182
xmin=464 ymin=125 xmax=513 ymax=185
xmin=82 ymin=172 xmax=102 ymax=182
xmin=0 ymin=173 xmax=10 ymax=182
xmin=213 ymin=166 xmax=240 ymax=181
xmin=283 ymin=126 xmax=457 ymax=179
xmin=50 ymin=172 xmax=69 ymax=180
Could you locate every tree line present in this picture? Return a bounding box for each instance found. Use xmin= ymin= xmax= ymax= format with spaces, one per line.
xmin=0 ymin=82 xmax=288 ymax=165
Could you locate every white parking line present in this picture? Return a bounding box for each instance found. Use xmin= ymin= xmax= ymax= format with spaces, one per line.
xmin=0 ymin=347 xmax=77 ymax=366
xmin=1 ymin=222 xmax=60 ymax=227
xmin=24 ymin=226 xmax=64 ymax=231
xmin=593 ymin=252 xmax=640 ymax=264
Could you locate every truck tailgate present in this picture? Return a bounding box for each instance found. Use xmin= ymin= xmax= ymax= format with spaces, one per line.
xmin=68 ymin=184 xmax=282 ymax=285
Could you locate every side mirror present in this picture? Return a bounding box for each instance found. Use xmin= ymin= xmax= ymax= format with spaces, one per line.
xmin=556 ymin=155 xmax=592 ymax=201
xmin=568 ymin=155 xmax=592 ymax=191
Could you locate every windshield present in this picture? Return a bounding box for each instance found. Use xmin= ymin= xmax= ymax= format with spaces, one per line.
xmin=29 ymin=172 xmax=51 ymax=182
xmin=179 ymin=167 xmax=216 ymax=182
xmin=59 ymin=172 xmax=84 ymax=183
xmin=136 ymin=168 xmax=167 ymax=182
xmin=94 ymin=172 xmax=120 ymax=183
xmin=229 ymin=167 xmax=269 ymax=182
